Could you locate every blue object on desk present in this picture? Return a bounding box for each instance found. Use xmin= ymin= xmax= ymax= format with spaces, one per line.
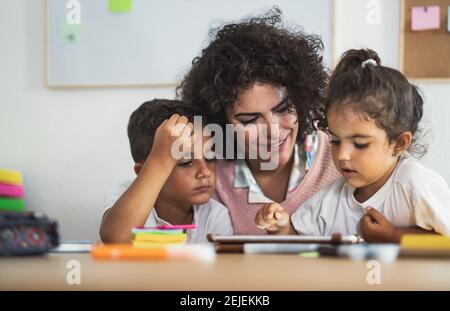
xmin=448 ymin=7 xmax=450 ymax=32
xmin=243 ymin=243 xmax=320 ymax=254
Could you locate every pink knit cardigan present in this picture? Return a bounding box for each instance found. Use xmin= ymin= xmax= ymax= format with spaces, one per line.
xmin=214 ymin=131 xmax=341 ymax=234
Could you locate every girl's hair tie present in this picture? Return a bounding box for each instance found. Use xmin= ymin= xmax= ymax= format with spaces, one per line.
xmin=361 ymin=59 xmax=377 ymax=68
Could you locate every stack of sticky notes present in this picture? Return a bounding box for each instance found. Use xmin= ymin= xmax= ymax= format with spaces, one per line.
xmin=0 ymin=168 xmax=25 ymax=212
xmin=131 ymin=225 xmax=197 ymax=249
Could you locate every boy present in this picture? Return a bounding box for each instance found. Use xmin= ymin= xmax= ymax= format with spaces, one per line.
xmin=100 ymin=99 xmax=233 ymax=243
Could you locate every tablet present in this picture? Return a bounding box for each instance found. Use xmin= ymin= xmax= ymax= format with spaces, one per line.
xmin=207 ymin=234 xmax=363 ymax=244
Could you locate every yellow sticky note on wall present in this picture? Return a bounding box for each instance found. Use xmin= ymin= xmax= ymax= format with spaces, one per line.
xmin=108 ymin=0 xmax=132 ymax=13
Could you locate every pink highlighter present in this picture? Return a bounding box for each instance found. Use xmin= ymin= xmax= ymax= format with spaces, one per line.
xmin=133 ymin=224 xmax=198 ymax=230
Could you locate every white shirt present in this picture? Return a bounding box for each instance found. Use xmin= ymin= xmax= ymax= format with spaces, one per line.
xmin=291 ymin=154 xmax=450 ymax=236
xmin=104 ymin=180 xmax=234 ymax=243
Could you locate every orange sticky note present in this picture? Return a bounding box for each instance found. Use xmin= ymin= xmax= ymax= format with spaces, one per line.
xmin=92 ymin=244 xmax=167 ymax=260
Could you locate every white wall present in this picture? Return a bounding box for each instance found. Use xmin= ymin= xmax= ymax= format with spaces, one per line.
xmin=1 ymin=0 xmax=449 ymax=241
xmin=0 ymin=0 xmax=174 ymax=240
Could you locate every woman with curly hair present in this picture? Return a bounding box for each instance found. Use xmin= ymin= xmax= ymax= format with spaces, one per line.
xmin=178 ymin=8 xmax=340 ymax=234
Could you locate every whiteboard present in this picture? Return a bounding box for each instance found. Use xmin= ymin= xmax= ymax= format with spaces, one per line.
xmin=46 ymin=0 xmax=333 ymax=87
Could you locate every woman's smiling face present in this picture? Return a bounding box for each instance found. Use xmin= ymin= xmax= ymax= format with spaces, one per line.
xmin=226 ymin=83 xmax=299 ymax=169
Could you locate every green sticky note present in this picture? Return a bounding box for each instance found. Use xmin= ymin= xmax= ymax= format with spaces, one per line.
xmin=299 ymin=252 xmax=320 ymax=258
xmin=0 ymin=197 xmax=25 ymax=212
xmin=108 ymin=0 xmax=133 ymax=13
xmin=59 ymin=19 xmax=82 ymax=44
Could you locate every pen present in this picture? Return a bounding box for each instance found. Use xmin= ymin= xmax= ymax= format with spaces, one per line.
xmin=243 ymin=243 xmax=320 ymax=254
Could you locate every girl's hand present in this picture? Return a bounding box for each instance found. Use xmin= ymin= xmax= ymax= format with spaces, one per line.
xmin=255 ymin=202 xmax=290 ymax=232
xmin=148 ymin=114 xmax=194 ymax=166
xmin=360 ymin=207 xmax=398 ymax=243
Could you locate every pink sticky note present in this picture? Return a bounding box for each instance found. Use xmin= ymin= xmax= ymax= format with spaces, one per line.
xmin=411 ymin=6 xmax=440 ymax=31
xmin=0 ymin=183 xmax=24 ymax=198
xmin=156 ymin=224 xmax=197 ymax=230
xmin=132 ymin=224 xmax=198 ymax=231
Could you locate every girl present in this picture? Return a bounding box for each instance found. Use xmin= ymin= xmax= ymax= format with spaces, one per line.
xmin=255 ymin=49 xmax=450 ymax=242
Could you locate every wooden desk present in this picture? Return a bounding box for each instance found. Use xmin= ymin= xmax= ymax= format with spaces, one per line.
xmin=1 ymin=253 xmax=449 ymax=290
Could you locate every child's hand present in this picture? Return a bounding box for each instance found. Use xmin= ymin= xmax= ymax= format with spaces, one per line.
xmin=149 ymin=114 xmax=194 ymax=165
xmin=360 ymin=207 xmax=398 ymax=243
xmin=255 ymin=202 xmax=290 ymax=232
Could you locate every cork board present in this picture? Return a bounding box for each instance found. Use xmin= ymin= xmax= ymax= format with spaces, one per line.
xmin=400 ymin=0 xmax=450 ymax=80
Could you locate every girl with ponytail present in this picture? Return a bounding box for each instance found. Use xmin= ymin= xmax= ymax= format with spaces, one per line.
xmin=256 ymin=49 xmax=450 ymax=242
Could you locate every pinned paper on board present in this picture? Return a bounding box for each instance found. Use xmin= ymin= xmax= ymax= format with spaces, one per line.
xmin=411 ymin=5 xmax=440 ymax=31
xmin=59 ymin=19 xmax=82 ymax=44
xmin=108 ymin=0 xmax=133 ymax=13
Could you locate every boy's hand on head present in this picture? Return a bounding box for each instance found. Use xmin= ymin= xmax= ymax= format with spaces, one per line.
xmin=360 ymin=207 xmax=398 ymax=243
xmin=255 ymin=202 xmax=290 ymax=233
xmin=149 ymin=114 xmax=194 ymax=166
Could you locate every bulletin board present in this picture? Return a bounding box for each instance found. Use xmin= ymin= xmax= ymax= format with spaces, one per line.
xmin=45 ymin=0 xmax=334 ymax=88
xmin=400 ymin=0 xmax=450 ymax=80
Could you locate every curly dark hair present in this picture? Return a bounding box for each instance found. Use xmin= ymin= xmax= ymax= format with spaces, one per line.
xmin=177 ymin=6 xmax=327 ymax=142
xmin=128 ymin=99 xmax=198 ymax=163
xmin=320 ymin=48 xmax=427 ymax=157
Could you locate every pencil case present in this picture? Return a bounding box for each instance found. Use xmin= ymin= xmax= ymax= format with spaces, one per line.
xmin=0 ymin=211 xmax=59 ymax=256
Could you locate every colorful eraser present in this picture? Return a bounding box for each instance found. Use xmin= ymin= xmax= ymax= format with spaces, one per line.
xmin=0 ymin=168 xmax=22 ymax=185
xmin=0 ymin=183 xmax=24 ymax=198
xmin=0 ymin=197 xmax=25 ymax=212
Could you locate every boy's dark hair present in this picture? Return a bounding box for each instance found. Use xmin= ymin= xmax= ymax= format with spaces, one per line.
xmin=320 ymin=48 xmax=427 ymax=157
xmin=177 ymin=6 xmax=327 ymax=141
xmin=127 ymin=99 xmax=198 ymax=163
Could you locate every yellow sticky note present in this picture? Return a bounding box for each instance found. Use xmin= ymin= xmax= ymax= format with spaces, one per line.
xmin=134 ymin=233 xmax=187 ymax=243
xmin=0 ymin=168 xmax=22 ymax=185
xmin=108 ymin=0 xmax=132 ymax=13
xmin=401 ymin=234 xmax=450 ymax=250
xmin=132 ymin=241 xmax=185 ymax=249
